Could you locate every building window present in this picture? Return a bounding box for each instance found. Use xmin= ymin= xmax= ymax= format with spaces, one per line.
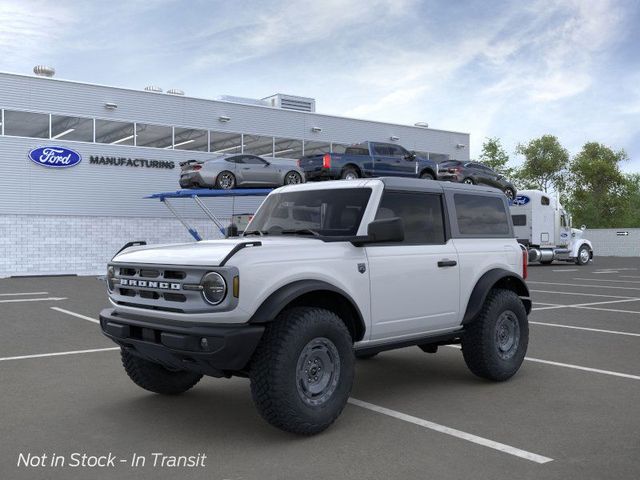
xmin=273 ymin=137 xmax=303 ymax=159
xmin=173 ymin=127 xmax=208 ymax=151
xmin=303 ymin=140 xmax=331 ymax=156
xmin=4 ymin=110 xmax=49 ymax=139
xmin=244 ymin=134 xmax=274 ymax=156
xmin=95 ymin=119 xmax=135 ymax=145
xmin=429 ymin=153 xmax=450 ymax=163
xmin=50 ymin=115 xmax=93 ymax=142
xmin=210 ymin=131 xmax=243 ymax=154
xmin=135 ymin=123 xmax=172 ymax=149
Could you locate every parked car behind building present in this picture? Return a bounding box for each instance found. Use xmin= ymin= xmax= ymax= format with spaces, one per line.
xmin=298 ymin=141 xmax=438 ymax=182
xmin=438 ymin=160 xmax=516 ymax=200
xmin=180 ymin=154 xmax=305 ymax=189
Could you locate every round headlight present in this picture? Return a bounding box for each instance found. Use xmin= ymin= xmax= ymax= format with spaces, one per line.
xmin=202 ymin=272 xmax=227 ymax=305
xmin=106 ymin=266 xmax=116 ymax=292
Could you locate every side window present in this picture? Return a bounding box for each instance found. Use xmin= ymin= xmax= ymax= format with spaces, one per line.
xmin=541 ymin=196 xmax=550 ymax=206
xmin=243 ymin=155 xmax=267 ymax=165
xmin=560 ymin=214 xmax=567 ymax=227
xmin=454 ymin=194 xmax=510 ymax=236
xmin=373 ymin=144 xmax=391 ymax=156
xmin=375 ymin=191 xmax=446 ymax=245
xmin=226 ymin=156 xmax=243 ymax=164
xmin=388 ymin=145 xmax=406 ymax=158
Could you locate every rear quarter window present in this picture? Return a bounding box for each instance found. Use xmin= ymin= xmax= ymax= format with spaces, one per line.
xmin=453 ymin=194 xmax=511 ymax=236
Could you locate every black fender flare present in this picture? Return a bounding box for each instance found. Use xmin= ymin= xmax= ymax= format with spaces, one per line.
xmin=463 ymin=269 xmax=531 ymax=324
xmin=248 ymin=280 xmax=366 ymax=340
xmin=419 ymin=167 xmax=437 ymax=178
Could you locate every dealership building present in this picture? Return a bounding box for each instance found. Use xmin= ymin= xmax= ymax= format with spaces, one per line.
xmin=0 ymin=69 xmax=470 ymax=277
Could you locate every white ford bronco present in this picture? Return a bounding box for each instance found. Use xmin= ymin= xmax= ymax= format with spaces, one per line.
xmin=100 ymin=177 xmax=531 ymax=434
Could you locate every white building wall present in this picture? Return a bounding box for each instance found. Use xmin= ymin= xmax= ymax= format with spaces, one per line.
xmin=584 ymin=228 xmax=640 ymax=257
xmin=0 ymin=215 xmax=227 ymax=277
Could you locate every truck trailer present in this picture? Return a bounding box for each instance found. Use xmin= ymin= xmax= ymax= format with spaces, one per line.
xmin=509 ymin=190 xmax=593 ymax=265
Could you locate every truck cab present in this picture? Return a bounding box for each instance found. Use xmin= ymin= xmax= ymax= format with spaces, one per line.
xmin=510 ymin=190 xmax=593 ymax=265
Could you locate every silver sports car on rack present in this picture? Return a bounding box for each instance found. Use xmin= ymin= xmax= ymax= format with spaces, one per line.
xmin=179 ymin=154 xmax=305 ymax=189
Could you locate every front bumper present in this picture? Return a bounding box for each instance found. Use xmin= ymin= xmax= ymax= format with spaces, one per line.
xmin=99 ymin=308 xmax=264 ymax=377
xmin=437 ymin=173 xmax=461 ymax=182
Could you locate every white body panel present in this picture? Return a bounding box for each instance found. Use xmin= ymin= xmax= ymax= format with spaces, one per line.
xmin=109 ymin=178 xmax=525 ymax=344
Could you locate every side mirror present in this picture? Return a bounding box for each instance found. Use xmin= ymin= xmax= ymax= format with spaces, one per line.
xmin=352 ymin=217 xmax=404 ymax=246
xmin=581 ymin=224 xmax=586 ymax=231
xmin=404 ymin=153 xmax=416 ymax=160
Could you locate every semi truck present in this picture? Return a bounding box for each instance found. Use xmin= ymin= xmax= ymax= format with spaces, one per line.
xmin=509 ymin=190 xmax=593 ymax=265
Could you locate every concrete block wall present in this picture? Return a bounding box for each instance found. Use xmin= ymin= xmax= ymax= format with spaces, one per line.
xmin=0 ymin=215 xmax=227 ymax=278
xmin=584 ymin=228 xmax=640 ymax=257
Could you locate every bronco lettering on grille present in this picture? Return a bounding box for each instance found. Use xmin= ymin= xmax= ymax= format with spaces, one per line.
xmin=119 ymin=279 xmax=181 ymax=290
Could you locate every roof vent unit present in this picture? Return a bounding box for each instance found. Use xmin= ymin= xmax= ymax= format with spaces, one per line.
xmin=262 ymin=94 xmax=316 ymax=112
xmin=216 ymin=95 xmax=270 ymax=107
xmin=167 ymin=88 xmax=185 ymax=96
xmin=144 ymin=85 xmax=163 ymax=93
xmin=33 ymin=65 xmax=55 ymax=77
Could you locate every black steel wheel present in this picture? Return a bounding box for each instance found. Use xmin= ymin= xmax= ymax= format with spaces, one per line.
xmin=420 ymin=171 xmax=435 ymax=180
xmin=250 ymin=307 xmax=354 ymax=435
xmin=461 ymin=289 xmax=528 ymax=381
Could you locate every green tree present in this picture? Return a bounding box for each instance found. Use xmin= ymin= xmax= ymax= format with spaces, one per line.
xmin=514 ymin=135 xmax=569 ymax=192
xmin=566 ymin=142 xmax=630 ymax=228
xmin=479 ymin=137 xmax=514 ymax=177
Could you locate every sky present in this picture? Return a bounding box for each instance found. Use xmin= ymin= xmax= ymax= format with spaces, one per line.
xmin=1 ymin=0 xmax=639 ymax=171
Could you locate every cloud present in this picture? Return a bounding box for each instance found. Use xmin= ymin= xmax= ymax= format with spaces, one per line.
xmin=0 ymin=1 xmax=75 ymax=64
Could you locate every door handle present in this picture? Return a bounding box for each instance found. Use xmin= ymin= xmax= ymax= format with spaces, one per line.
xmin=437 ymin=259 xmax=457 ymax=267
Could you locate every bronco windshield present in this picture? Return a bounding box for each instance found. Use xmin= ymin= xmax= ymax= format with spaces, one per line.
xmin=245 ymin=188 xmax=372 ymax=238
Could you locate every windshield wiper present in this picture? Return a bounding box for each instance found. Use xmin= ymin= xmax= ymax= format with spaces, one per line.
xmin=280 ymin=229 xmax=321 ymax=237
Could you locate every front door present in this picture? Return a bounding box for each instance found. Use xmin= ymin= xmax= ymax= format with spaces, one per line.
xmin=239 ymin=155 xmax=279 ymax=185
xmin=366 ymin=190 xmax=460 ymax=341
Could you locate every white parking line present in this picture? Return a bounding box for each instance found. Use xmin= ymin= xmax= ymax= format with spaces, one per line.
xmin=530 ymin=321 xmax=640 ymax=337
xmin=446 ymin=345 xmax=640 ymax=381
xmin=573 ymin=278 xmax=640 ymax=284
xmin=530 ymin=289 xmax=638 ymax=300
xmin=0 ymin=292 xmax=49 ymax=296
xmin=51 ymin=307 xmax=99 ymax=324
xmin=552 ymin=269 xmax=578 ymax=272
xmin=348 ymin=398 xmax=553 ymax=464
xmin=0 ymin=347 xmax=119 ymax=362
xmin=527 ymin=281 xmax=640 ymax=291
xmin=0 ymin=297 xmax=67 ymax=304
xmin=621 ymin=275 xmax=640 ymax=279
xmin=525 ymin=357 xmax=640 ymax=381
xmin=532 ymin=298 xmax=640 ymax=312
xmin=575 ymin=306 xmax=640 ymax=315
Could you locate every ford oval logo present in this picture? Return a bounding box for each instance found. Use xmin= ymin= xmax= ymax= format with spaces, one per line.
xmin=28 ymin=146 xmax=82 ymax=168
xmin=511 ymin=195 xmax=530 ymax=206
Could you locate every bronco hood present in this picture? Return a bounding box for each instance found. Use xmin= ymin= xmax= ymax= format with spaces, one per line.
xmin=112 ymin=237 xmax=318 ymax=266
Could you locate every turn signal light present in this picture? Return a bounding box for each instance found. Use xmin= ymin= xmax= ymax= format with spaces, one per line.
xmin=322 ymin=153 xmax=331 ymax=169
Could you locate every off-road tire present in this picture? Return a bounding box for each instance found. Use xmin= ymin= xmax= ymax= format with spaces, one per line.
xmin=420 ymin=171 xmax=435 ymax=180
xmin=463 ymin=177 xmax=475 ymax=185
xmin=341 ymin=167 xmax=359 ymax=180
xmin=215 ymin=171 xmax=236 ymax=189
xmin=121 ymin=349 xmax=202 ymax=395
xmin=576 ymin=245 xmax=590 ymax=265
xmin=461 ymin=289 xmax=528 ymax=381
xmin=355 ymin=352 xmax=379 ymax=360
xmin=250 ymin=307 xmax=355 ymax=435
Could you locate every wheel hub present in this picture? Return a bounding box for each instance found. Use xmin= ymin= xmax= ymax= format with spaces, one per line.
xmin=296 ymin=337 xmax=340 ymax=407
xmin=580 ymin=248 xmax=589 ymax=263
xmin=495 ymin=310 xmax=520 ymax=360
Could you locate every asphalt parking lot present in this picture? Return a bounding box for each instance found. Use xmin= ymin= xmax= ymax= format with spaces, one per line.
xmin=1 ymin=257 xmax=639 ymax=480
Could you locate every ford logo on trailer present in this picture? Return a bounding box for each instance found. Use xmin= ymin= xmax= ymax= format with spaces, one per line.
xmin=511 ymin=195 xmax=530 ymax=206
xmin=28 ymin=146 xmax=82 ymax=168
